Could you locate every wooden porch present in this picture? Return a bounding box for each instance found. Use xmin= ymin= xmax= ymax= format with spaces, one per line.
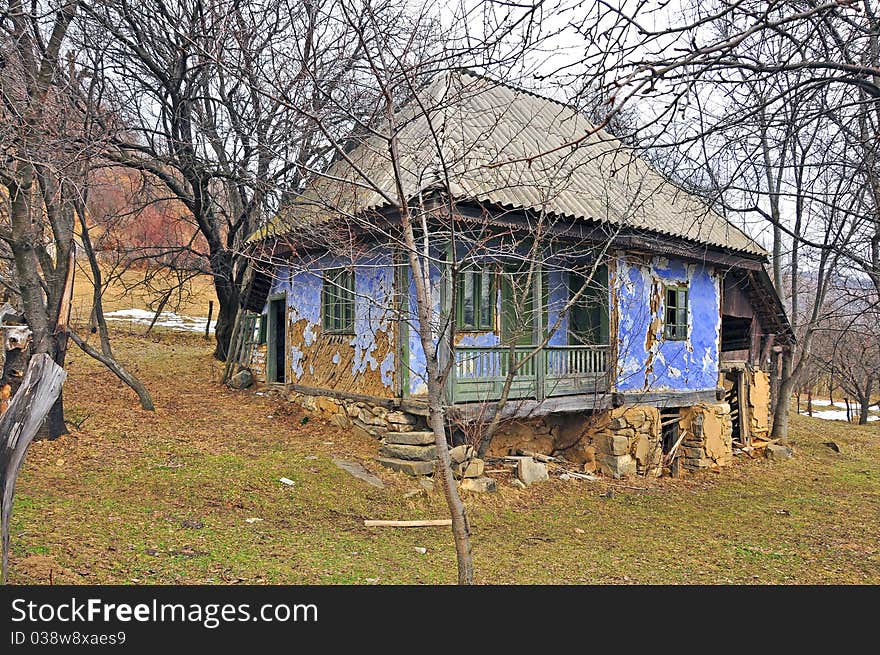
xmin=448 ymin=344 xmax=610 ymax=404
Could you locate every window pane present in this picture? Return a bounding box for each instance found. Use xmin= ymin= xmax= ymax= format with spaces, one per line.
xmin=480 ymin=269 xmax=492 ymax=328
xmin=462 ymin=271 xmax=475 ymax=327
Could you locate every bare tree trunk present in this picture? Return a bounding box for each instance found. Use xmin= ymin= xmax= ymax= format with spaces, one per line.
xmin=68 ymin=331 xmax=154 ymax=411
xmin=1 ymin=354 xmax=66 ymax=583
xmin=771 ymin=350 xmax=794 ymax=441
xmin=859 ymin=397 xmax=870 ymax=425
xmin=858 ymin=380 xmax=874 ymax=425
xmin=74 ymin=202 xmax=155 ymax=410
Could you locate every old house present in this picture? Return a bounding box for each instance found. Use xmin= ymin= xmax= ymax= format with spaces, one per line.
xmin=233 ymin=71 xmax=792 ymax=478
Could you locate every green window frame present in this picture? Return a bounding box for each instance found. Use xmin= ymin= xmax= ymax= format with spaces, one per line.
xmin=456 ymin=266 xmax=495 ymax=331
xmin=568 ymin=265 xmax=609 ymax=345
xmin=257 ymin=313 xmax=267 ymax=344
xmin=664 ymin=285 xmax=688 ymax=340
xmin=322 ymin=267 xmax=355 ymax=334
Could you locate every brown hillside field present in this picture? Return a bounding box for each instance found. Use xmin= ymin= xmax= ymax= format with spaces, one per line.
xmin=70 ymin=264 xmax=218 ymax=322
xmin=7 ymin=329 xmax=880 ymax=584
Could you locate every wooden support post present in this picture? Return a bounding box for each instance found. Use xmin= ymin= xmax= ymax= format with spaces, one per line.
xmin=738 ymin=370 xmax=751 ymax=446
xmin=533 ymin=260 xmax=545 ymax=403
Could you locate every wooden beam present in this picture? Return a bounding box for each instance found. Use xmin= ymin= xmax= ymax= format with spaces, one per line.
xmin=614 ymin=389 xmax=723 ymax=408
xmin=282 ymin=382 xmax=429 ymax=415
xmin=446 ymin=392 xmax=613 ymax=420
xmin=364 ymin=519 xmax=452 ymax=527
xmin=738 ymin=370 xmax=751 ymax=446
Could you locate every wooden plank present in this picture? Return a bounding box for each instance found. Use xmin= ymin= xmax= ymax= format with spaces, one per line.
xmin=285 ymin=382 xmax=409 ymax=410
xmin=1 ymin=354 xmax=67 ymax=583
xmin=738 ymin=370 xmax=751 ymax=446
xmin=614 ymin=389 xmax=722 ymax=408
xmin=447 ymin=392 xmax=612 ymax=420
xmin=364 ymin=519 xmax=452 ymax=527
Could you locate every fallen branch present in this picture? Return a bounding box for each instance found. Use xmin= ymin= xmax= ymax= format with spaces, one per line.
xmin=1 ymin=354 xmax=66 ymax=583
xmin=516 ymin=449 xmax=558 ymax=463
xmin=364 ymin=519 xmax=452 ymax=528
xmin=559 ymin=471 xmax=599 ymax=481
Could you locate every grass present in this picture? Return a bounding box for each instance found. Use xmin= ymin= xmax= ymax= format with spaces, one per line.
xmin=7 ymin=329 xmax=880 ymax=584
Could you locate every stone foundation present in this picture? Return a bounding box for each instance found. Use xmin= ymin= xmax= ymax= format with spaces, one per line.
xmin=678 ymin=403 xmax=733 ymax=470
xmin=484 ymin=402 xmax=733 ymax=478
xmin=484 ymin=406 xmax=662 ymax=478
xmin=747 ymin=370 xmax=771 ymax=440
xmin=276 ymin=387 xmax=734 ymax=478
xmin=279 ymin=389 xmax=420 ymax=438
xmin=588 ymin=406 xmax=663 ymax=478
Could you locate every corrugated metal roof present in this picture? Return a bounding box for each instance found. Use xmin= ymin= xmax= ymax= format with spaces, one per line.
xmin=250 ymin=71 xmax=766 ymax=257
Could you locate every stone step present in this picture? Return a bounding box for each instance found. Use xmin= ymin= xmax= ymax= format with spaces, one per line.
xmin=379 ymin=442 xmax=437 ymax=461
xmin=376 ymin=457 xmax=437 ymax=476
xmin=384 ymin=431 xmax=435 ymax=446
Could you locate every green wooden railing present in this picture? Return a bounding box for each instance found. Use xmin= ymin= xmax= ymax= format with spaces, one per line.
xmin=449 ymin=345 xmax=609 ymax=404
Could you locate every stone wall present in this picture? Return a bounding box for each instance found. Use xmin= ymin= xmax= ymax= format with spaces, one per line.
xmin=678 ymin=403 xmax=733 ymax=470
xmin=588 ymin=406 xmax=663 ymax=478
xmin=483 ymin=402 xmax=734 ymax=478
xmin=278 ymin=388 xmax=420 ymax=438
xmin=484 ymin=405 xmax=662 ymax=478
xmin=748 ymin=370 xmax=771 ymax=439
xmin=249 ymin=344 xmax=267 ymax=380
xmin=275 ymin=387 xmax=734 ymax=478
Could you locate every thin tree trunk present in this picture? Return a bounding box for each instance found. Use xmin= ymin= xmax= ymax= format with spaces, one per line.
xmin=75 ymin=200 xmax=155 ymax=410
xmin=771 ymin=350 xmax=794 ymax=441
xmin=68 ymin=331 xmax=155 ymax=411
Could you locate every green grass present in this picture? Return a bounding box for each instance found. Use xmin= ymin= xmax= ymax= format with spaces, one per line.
xmin=8 ymin=329 xmax=880 ymax=584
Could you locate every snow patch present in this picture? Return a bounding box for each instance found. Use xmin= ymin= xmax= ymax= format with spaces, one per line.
xmin=103 ymin=308 xmax=213 ymax=334
xmin=800 ymin=408 xmax=879 ymax=422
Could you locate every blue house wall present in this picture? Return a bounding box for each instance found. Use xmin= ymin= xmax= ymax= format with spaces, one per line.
xmin=263 ymin=250 xmax=721 ymax=399
xmin=614 ymin=255 xmax=721 ymax=392
xmin=266 ymin=252 xmax=398 ymax=397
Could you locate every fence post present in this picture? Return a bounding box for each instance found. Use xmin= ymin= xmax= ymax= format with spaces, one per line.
xmin=205 ymin=301 xmax=214 ymax=339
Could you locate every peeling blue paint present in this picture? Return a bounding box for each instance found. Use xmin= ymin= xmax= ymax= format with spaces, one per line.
xmin=266 ymin=253 xmax=397 ymax=391
xmin=406 ymin=259 xmax=443 ymax=396
xmin=270 ymin=249 xmax=721 ymax=399
xmin=457 ymin=332 xmax=499 ymax=347
xmin=615 ymin=256 xmax=719 ymax=392
xmin=380 ymin=351 xmax=395 ymax=387
xmin=350 ymin=256 xmax=395 ymax=382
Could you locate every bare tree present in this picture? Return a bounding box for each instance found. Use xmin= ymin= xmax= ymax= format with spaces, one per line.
xmin=0 ymin=0 xmax=83 ymax=437
xmin=77 ymin=0 xmax=355 ymax=360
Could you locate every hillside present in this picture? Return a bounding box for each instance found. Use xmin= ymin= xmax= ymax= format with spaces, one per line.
xmin=7 ymin=329 xmax=879 ymax=584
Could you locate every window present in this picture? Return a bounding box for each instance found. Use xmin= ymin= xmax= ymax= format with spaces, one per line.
xmin=568 ymin=265 xmax=609 ymax=345
xmin=257 ymin=313 xmax=267 ymax=345
xmin=500 ymin=265 xmax=547 ymax=346
xmin=456 ymin=266 xmax=494 ymax=330
xmin=322 ymin=267 xmax=355 ymax=333
xmin=664 ymin=285 xmax=688 ymax=340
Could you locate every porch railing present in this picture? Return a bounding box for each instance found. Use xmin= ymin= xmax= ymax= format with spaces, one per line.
xmin=449 ymin=345 xmax=609 ymax=404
